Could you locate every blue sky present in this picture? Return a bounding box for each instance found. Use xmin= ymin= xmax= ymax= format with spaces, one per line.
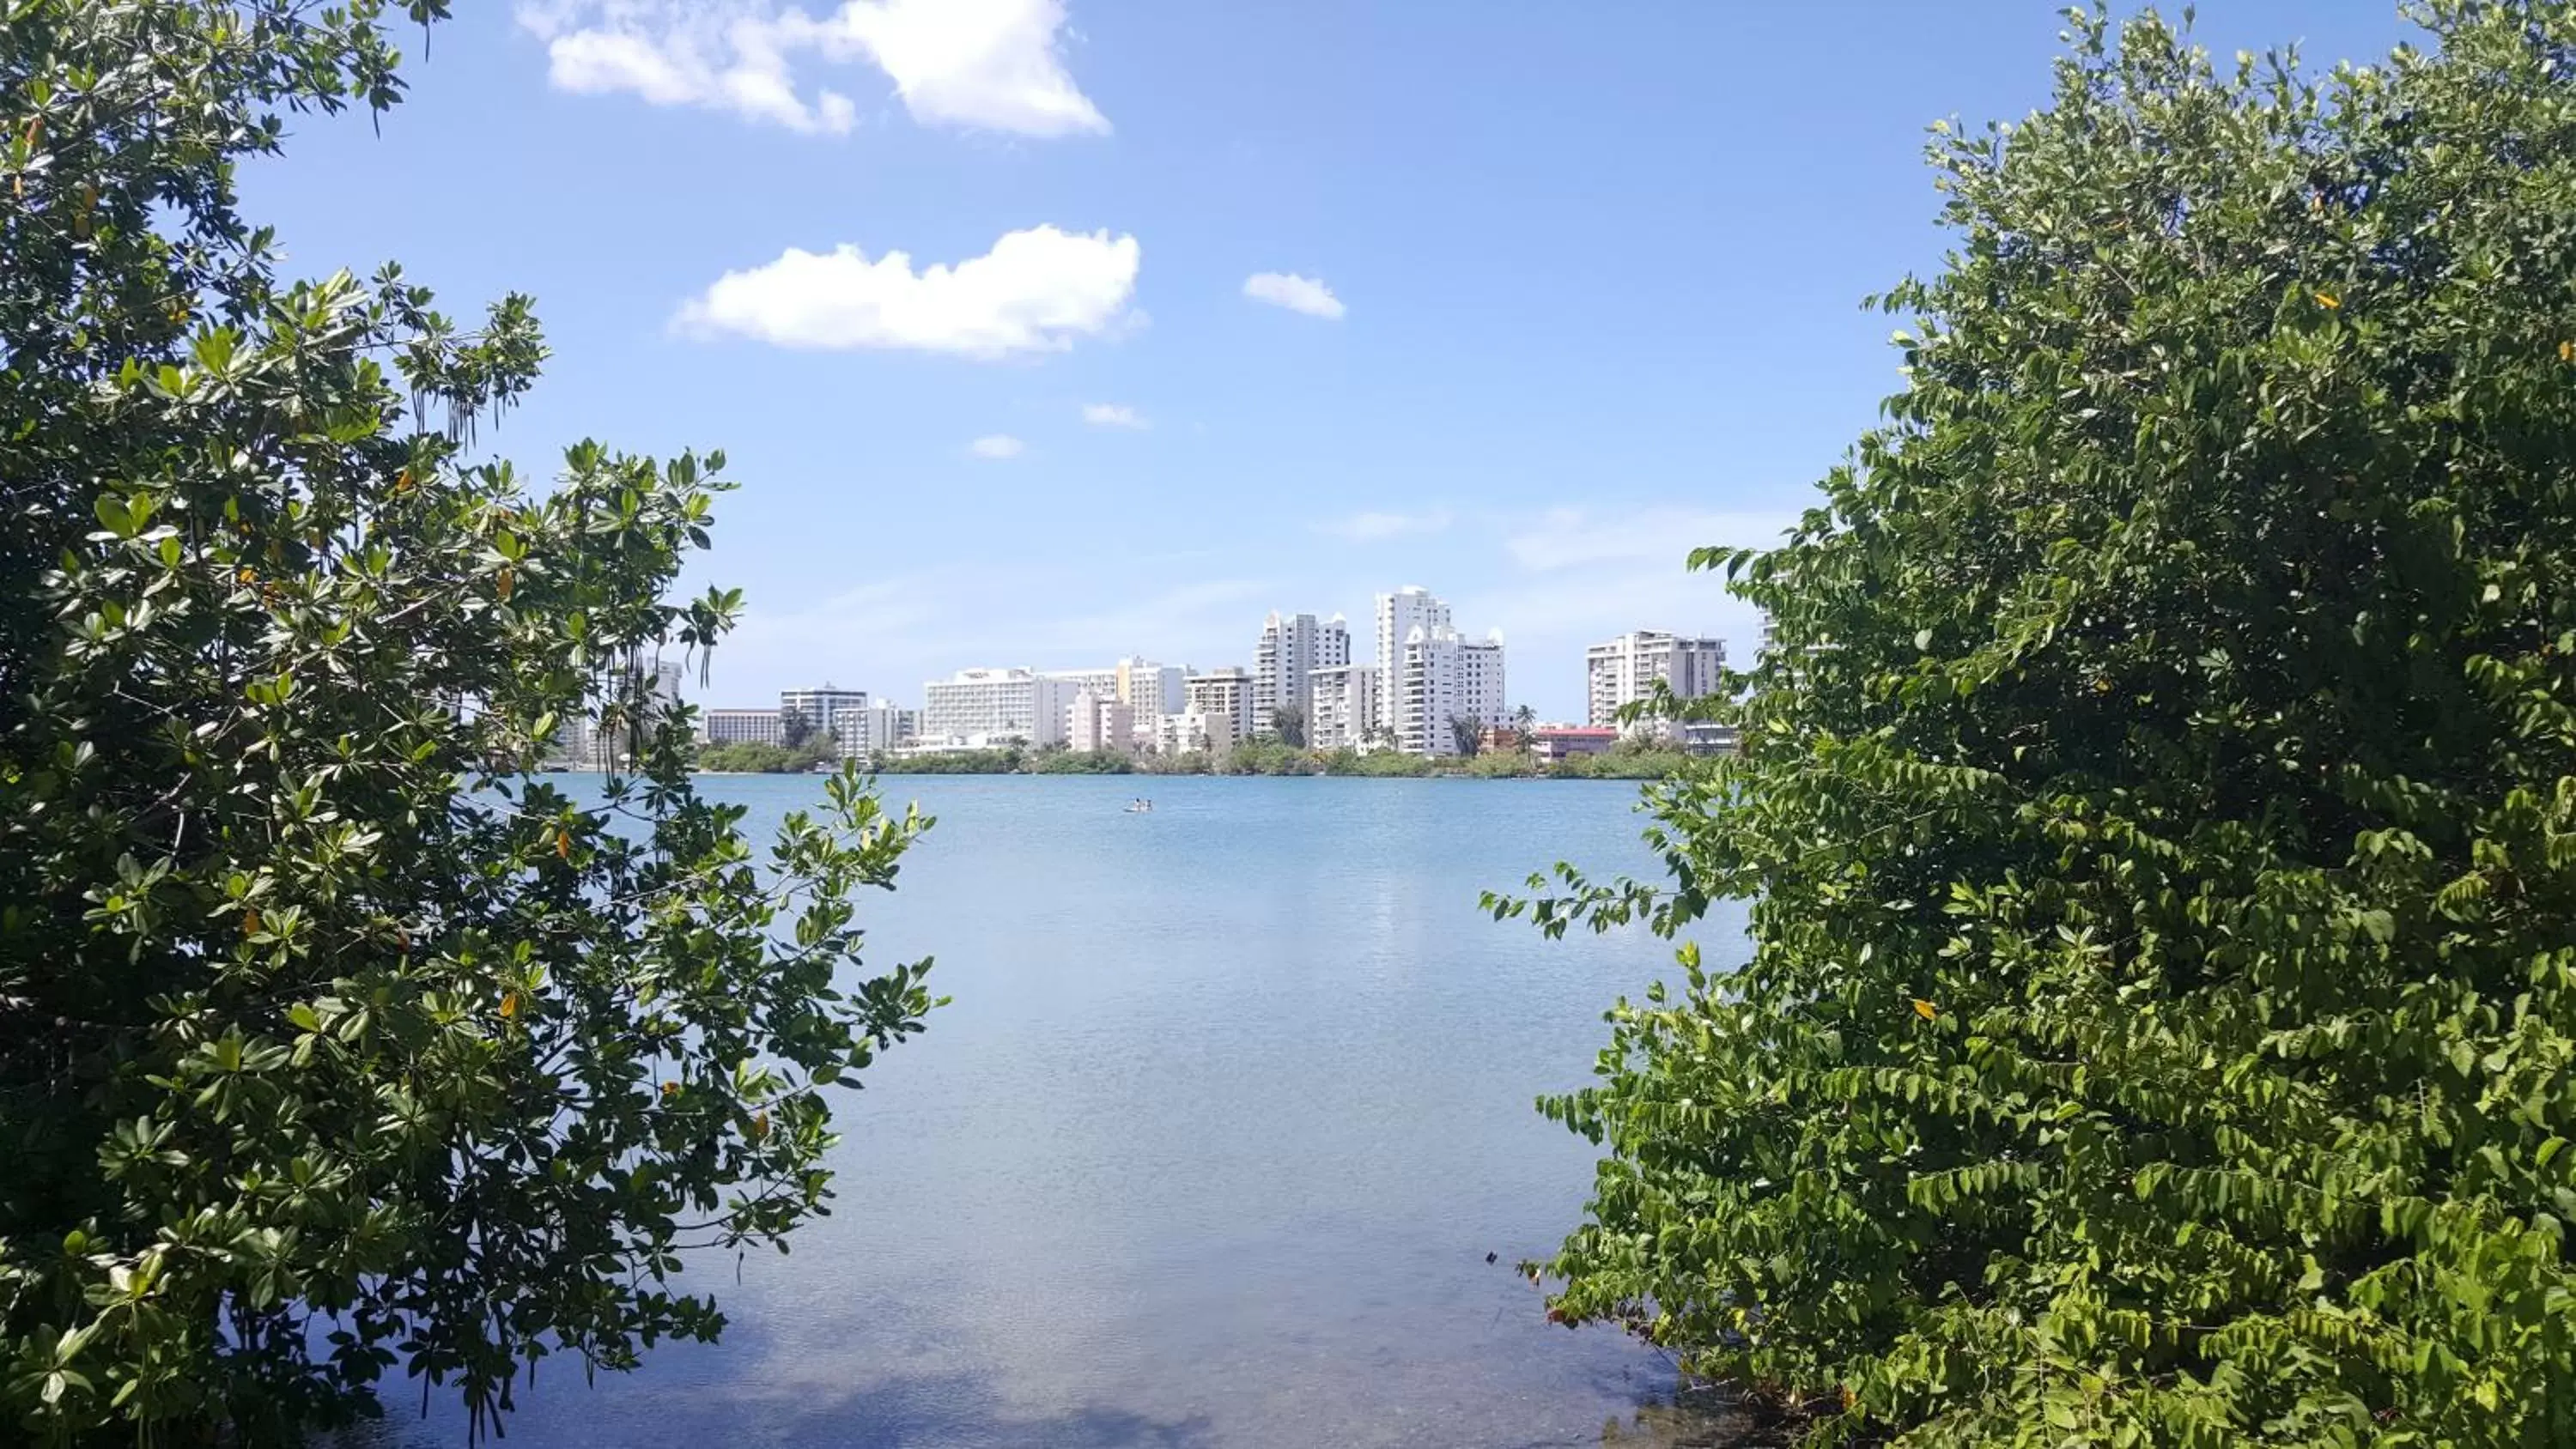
xmin=244 ymin=1 xmax=2413 ymax=720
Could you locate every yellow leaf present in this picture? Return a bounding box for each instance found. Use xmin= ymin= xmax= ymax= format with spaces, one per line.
xmin=555 ymin=830 xmax=571 ymax=860
xmin=241 ymin=908 xmax=261 ymax=938
xmin=659 ymin=1082 xmax=680 ymax=1099
xmin=2313 ymin=290 xmax=2340 ymax=309
xmin=1913 ymin=998 xmax=1937 ymax=1020
xmin=499 ymin=991 xmax=521 ymax=1021
xmin=495 ymin=567 xmax=514 ymax=602
xmin=2560 ymin=340 xmax=2573 ymax=364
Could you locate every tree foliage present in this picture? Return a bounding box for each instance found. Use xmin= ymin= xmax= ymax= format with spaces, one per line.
xmin=0 ymin=3 xmax=935 ymax=1442
xmin=1498 ymin=5 xmax=2576 ymax=1444
xmin=696 ymin=738 xmax=835 ymax=774
xmin=1448 ymin=715 xmax=1485 ymax=758
xmin=776 ymin=706 xmax=816 ymax=752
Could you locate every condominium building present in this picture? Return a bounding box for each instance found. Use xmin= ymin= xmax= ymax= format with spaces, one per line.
xmin=1042 ymin=667 xmax=1122 ymax=701
xmin=1152 ymin=708 xmax=1236 ymax=759
xmin=1307 ymin=663 xmax=1381 ymax=751
xmin=1251 ymin=610 xmax=1350 ymax=738
xmin=1373 ymin=585 xmax=1452 ymax=733
xmin=1116 ymin=657 xmax=1185 ymax=718
xmin=1067 ymin=690 xmax=1136 ymax=753
xmin=1395 ymin=625 xmax=1507 ymax=756
xmin=779 ymin=685 xmax=867 ymax=733
xmin=577 ymin=658 xmax=689 ymax=768
xmin=1586 ymin=631 xmax=1726 ymax=731
xmin=829 ymin=701 xmax=917 ymax=756
xmin=1044 ymin=658 xmax=1181 ymax=748
xmin=1182 ymin=667 xmax=1256 ymax=746
xmin=921 ymin=667 xmax=1075 ymax=748
xmin=704 ymin=708 xmax=785 ymax=745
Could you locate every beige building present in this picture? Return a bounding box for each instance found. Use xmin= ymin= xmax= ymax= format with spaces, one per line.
xmin=1067 ymin=690 xmax=1137 ymax=753
xmin=1152 ymin=708 xmax=1236 ymax=759
xmin=1586 ymin=631 xmax=1726 ymax=731
xmin=1182 ymin=668 xmax=1255 ymax=746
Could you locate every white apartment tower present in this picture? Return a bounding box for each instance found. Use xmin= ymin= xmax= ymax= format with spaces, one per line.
xmin=1396 ymin=625 xmax=1508 ymax=756
xmin=1308 ymin=663 xmax=1381 ymax=751
xmin=1586 ymin=631 xmax=1727 ymax=731
xmin=1252 ymin=611 xmax=1351 ymax=737
xmin=921 ymin=668 xmax=1076 ymax=747
xmin=1373 ymin=586 xmax=1452 ymax=732
xmin=1115 ymin=657 xmax=1186 ymax=718
xmin=829 ymin=702 xmax=917 ymax=755
xmin=779 ymin=685 xmax=867 ymax=733
xmin=1182 ymin=668 xmax=1256 ymax=745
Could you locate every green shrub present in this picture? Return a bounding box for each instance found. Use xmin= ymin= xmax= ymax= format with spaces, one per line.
xmin=0 ymin=5 xmax=936 ymax=1440
xmin=1497 ymin=6 xmax=2576 ymax=1443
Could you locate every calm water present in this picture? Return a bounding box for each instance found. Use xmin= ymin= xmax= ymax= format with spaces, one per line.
xmin=368 ymin=774 xmax=1750 ymax=1448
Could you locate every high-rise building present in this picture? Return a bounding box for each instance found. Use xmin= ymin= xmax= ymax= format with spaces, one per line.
xmin=829 ymin=701 xmax=916 ymax=756
xmin=576 ymin=658 xmax=689 ymax=768
xmin=1395 ymin=625 xmax=1508 ymax=755
xmin=1116 ymin=657 xmax=1185 ymax=718
xmin=1182 ymin=668 xmax=1256 ymax=746
xmin=1042 ymin=667 xmax=1121 ymax=700
xmin=921 ymin=668 xmax=1076 ymax=747
xmin=1066 ymin=690 xmax=1136 ymax=753
xmin=1045 ymin=658 xmax=1180 ymax=748
xmin=1252 ymin=611 xmax=1350 ymax=737
xmin=1586 ymin=631 xmax=1726 ymax=731
xmin=1462 ymin=630 xmax=1506 ymax=727
xmin=780 ymin=685 xmax=867 ymax=737
xmin=1373 ymin=586 xmax=1452 ymax=733
xmin=1307 ymin=663 xmax=1381 ymax=751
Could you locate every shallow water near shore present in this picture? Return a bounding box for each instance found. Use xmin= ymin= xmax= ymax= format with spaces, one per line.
xmin=354 ymin=773 xmax=1753 ymax=1448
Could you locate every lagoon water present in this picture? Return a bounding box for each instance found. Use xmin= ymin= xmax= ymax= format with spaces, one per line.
xmin=368 ymin=773 xmax=1749 ymax=1448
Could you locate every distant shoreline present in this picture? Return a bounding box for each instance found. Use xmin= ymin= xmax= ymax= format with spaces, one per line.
xmin=542 ymin=762 xmax=1698 ymax=781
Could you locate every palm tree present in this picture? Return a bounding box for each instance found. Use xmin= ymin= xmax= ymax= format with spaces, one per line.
xmin=1510 ymin=703 xmax=1537 ymax=753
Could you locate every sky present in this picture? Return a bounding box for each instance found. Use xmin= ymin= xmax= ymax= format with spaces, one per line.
xmin=242 ymin=0 xmax=2415 ymax=720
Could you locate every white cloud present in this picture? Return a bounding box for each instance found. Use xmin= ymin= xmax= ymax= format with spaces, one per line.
xmin=1319 ymin=509 xmax=1451 ymax=543
xmin=674 ymin=225 xmax=1141 ymax=356
xmin=969 ymin=434 xmax=1025 ymax=458
xmin=516 ymin=0 xmax=1108 ymax=137
xmin=1080 ymin=403 xmax=1148 ymax=429
xmin=1242 ymin=271 xmax=1345 ymax=320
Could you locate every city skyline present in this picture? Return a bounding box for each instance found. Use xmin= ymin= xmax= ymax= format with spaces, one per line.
xmin=683 ymin=588 xmax=1736 ymax=763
